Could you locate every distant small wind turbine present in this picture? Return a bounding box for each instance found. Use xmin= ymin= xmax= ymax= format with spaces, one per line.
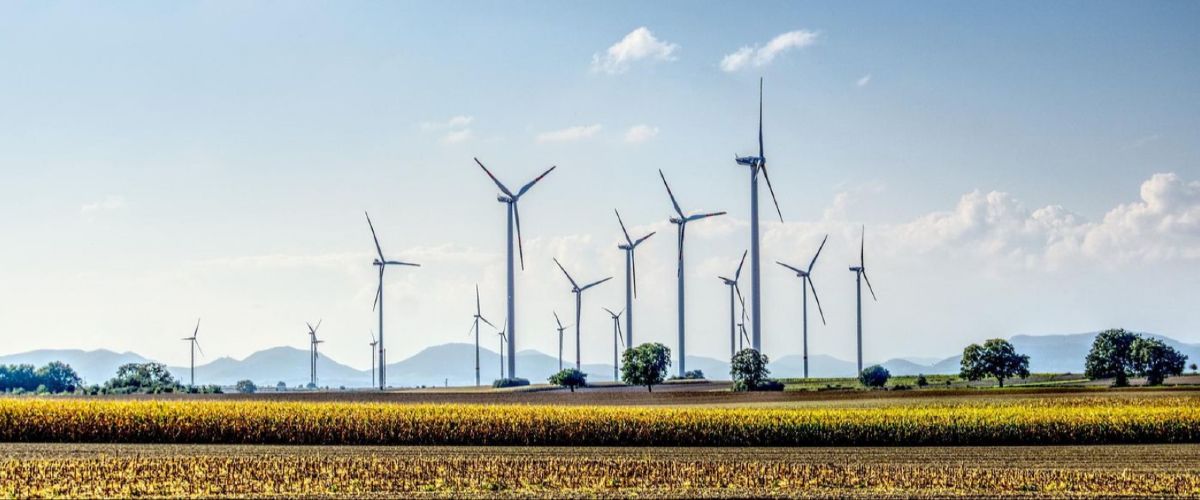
xmin=366 ymin=211 xmax=420 ymax=390
xmin=848 ymin=226 xmax=878 ymax=374
xmin=554 ymin=258 xmax=612 ymax=370
xmin=368 ymin=331 xmax=378 ymax=388
xmin=474 ymin=158 xmax=556 ymax=380
xmin=306 ymin=320 xmax=323 ymax=387
xmin=603 ymin=307 xmax=625 ymax=382
xmin=719 ymin=250 xmax=748 ymax=358
xmin=614 ymin=209 xmax=655 ymax=347
xmin=180 ymin=318 xmax=202 ymax=388
xmin=470 ymin=285 xmax=496 ymax=387
xmin=553 ymin=311 xmax=571 ymax=372
xmin=777 ymin=234 xmax=829 ymax=379
xmin=659 ymin=169 xmax=725 ymax=377
xmin=495 ymin=319 xmax=507 ymax=381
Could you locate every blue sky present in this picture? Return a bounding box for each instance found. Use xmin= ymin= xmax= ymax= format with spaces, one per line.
xmin=0 ymin=2 xmax=1197 ymax=373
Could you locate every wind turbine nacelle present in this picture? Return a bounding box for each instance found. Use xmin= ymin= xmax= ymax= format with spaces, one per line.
xmin=617 ymin=244 xmax=632 ymax=250
xmin=849 ymin=266 xmax=863 ymax=272
xmin=497 ymin=195 xmax=512 ymax=203
xmin=669 ymin=217 xmax=683 ymax=225
xmin=735 ymin=156 xmax=762 ymax=167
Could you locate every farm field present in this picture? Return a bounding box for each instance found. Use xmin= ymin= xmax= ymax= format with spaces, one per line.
xmin=1 ymin=443 xmax=1196 ymax=498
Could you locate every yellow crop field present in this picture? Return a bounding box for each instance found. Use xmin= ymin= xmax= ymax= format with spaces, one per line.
xmin=1 ymin=443 xmax=1197 ymax=498
xmin=1 ymin=395 xmax=1198 ymax=446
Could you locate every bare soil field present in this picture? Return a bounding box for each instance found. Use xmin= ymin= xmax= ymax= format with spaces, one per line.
xmin=2 ymin=443 xmax=1195 ymax=498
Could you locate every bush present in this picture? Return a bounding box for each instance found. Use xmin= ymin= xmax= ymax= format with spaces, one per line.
xmin=916 ymin=374 xmax=929 ymax=387
xmin=548 ymin=369 xmax=587 ymax=392
xmin=492 ymin=378 xmax=530 ymax=388
xmin=621 ymin=343 xmax=671 ymax=392
xmin=674 ymin=370 xmax=705 ymax=380
xmin=891 ymin=384 xmax=912 ymax=391
xmin=859 ymin=365 xmax=890 ymax=388
xmin=731 ymin=349 xmax=770 ymax=392
xmin=235 ymin=380 xmax=257 ymax=394
xmin=754 ymin=379 xmax=785 ymax=391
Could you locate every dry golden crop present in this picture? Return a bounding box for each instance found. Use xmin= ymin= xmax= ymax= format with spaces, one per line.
xmin=0 ymin=443 xmax=1197 ymax=498
xmin=0 ymin=395 xmax=1197 ymax=446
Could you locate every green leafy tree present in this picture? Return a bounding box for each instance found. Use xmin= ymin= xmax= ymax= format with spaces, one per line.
xmin=105 ymin=362 xmax=183 ymax=394
xmin=959 ymin=339 xmax=1031 ymax=387
xmin=859 ymin=365 xmax=890 ymax=388
xmin=35 ymin=362 xmax=82 ymax=393
xmin=1130 ymin=337 xmax=1187 ymax=386
xmin=548 ymin=369 xmax=588 ymax=392
xmin=916 ymin=374 xmax=929 ymax=387
xmin=621 ymin=343 xmax=671 ymax=392
xmin=730 ymin=349 xmax=770 ymax=392
xmin=235 ymin=380 xmax=257 ymax=394
xmin=1190 ymin=363 xmax=1198 ymax=374
xmin=1085 ymin=328 xmax=1138 ymax=387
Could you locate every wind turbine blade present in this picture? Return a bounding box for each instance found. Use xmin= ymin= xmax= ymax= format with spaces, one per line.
xmin=581 ymin=276 xmax=612 ymax=291
xmin=616 ymin=322 xmax=624 ymax=347
xmin=193 ymin=318 xmax=200 ymax=338
xmin=313 ymin=319 xmax=322 ymax=334
xmin=517 ymin=166 xmax=556 ymax=197
xmin=306 ymin=322 xmax=315 ymax=334
xmin=676 ymin=224 xmax=685 ymax=277
xmin=479 ymin=316 xmax=496 ymax=329
xmin=603 ymin=307 xmax=615 ymax=317
xmin=475 ymin=284 xmax=481 ymax=316
xmin=194 ymin=340 xmax=204 ymax=358
xmin=761 ymin=166 xmax=783 ymax=222
xmin=808 ymin=234 xmax=829 ymax=273
xmin=473 ymin=157 xmax=514 ymax=197
xmin=372 ymin=275 xmax=382 ymax=312
xmin=384 ymin=261 xmax=420 ymax=267
xmin=553 ymin=258 xmax=579 ymax=289
xmin=776 ymin=261 xmax=804 ymax=275
xmin=808 ymin=277 xmax=827 ymax=325
xmin=614 ymin=209 xmax=633 ymax=245
xmin=631 ymin=251 xmax=639 ymax=298
xmin=514 ymin=202 xmax=526 ymax=270
xmin=735 ymin=250 xmax=748 ymax=281
xmin=862 ymin=270 xmax=878 ymax=301
xmin=554 ymin=311 xmax=563 ymax=328
xmin=758 ymin=77 xmax=764 ymax=159
xmin=364 ymin=212 xmax=386 ymax=261
xmin=860 ymin=225 xmax=866 ymax=267
xmin=687 ymin=211 xmax=727 ymax=222
xmin=633 ymin=231 xmax=655 ymax=247
xmin=658 ymin=169 xmax=684 ymax=217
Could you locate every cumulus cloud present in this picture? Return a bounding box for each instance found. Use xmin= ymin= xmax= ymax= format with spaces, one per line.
xmin=80 ymin=195 xmax=127 ymax=215
xmin=536 ymin=124 xmax=602 ymax=143
xmin=720 ymin=30 xmax=818 ymax=72
xmin=591 ymin=27 xmax=679 ymax=75
xmin=856 ymin=75 xmax=871 ymax=87
xmin=624 ymin=124 xmax=659 ymax=144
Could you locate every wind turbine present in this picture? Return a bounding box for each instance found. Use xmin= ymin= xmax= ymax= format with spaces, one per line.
xmin=719 ymin=250 xmax=748 ymax=358
xmin=470 ymin=285 xmax=496 ymax=387
xmin=368 ymin=331 xmax=378 ymax=388
xmin=553 ymin=312 xmax=571 ymax=372
xmin=553 ymin=258 xmax=612 ymax=370
xmin=738 ymin=292 xmax=751 ymax=352
xmin=474 ymin=158 xmax=556 ymax=380
xmin=659 ymin=169 xmax=726 ymax=377
xmin=848 ymin=226 xmax=877 ymax=375
xmin=495 ymin=319 xmax=507 ymax=381
xmin=603 ymin=308 xmax=626 ymax=382
xmin=306 ymin=320 xmax=323 ymax=388
xmin=614 ymin=209 xmax=655 ymax=347
xmin=734 ymin=77 xmax=784 ymax=353
xmin=180 ymin=319 xmax=202 ymax=388
xmin=365 ymin=211 xmax=420 ymax=390
xmin=777 ymin=234 xmax=829 ymax=379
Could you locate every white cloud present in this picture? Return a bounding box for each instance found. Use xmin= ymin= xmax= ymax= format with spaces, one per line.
xmin=80 ymin=195 xmax=127 ymax=215
xmin=720 ymin=30 xmax=819 ymax=72
xmin=420 ymin=115 xmax=474 ymax=145
xmin=442 ymin=129 xmax=473 ymax=144
xmin=591 ymin=27 xmax=678 ymax=75
xmin=856 ymin=75 xmax=871 ymax=87
xmin=624 ymin=124 xmax=659 ymax=144
xmin=536 ymin=124 xmax=602 ymax=143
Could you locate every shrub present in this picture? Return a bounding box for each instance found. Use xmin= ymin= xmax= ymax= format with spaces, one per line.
xmin=675 ymin=370 xmax=705 ymax=380
xmin=859 ymin=365 xmax=890 ymax=388
xmin=621 ymin=343 xmax=671 ymax=392
xmin=916 ymin=374 xmax=929 ymax=387
xmin=235 ymin=380 xmax=257 ymax=394
xmin=754 ymin=379 xmax=785 ymax=391
xmin=492 ymin=378 xmax=530 ymax=389
xmin=548 ymin=369 xmax=587 ymax=392
xmin=731 ymin=349 xmax=770 ymax=392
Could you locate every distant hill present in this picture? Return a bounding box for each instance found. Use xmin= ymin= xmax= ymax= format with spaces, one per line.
xmin=1 ymin=331 xmax=1194 ymax=387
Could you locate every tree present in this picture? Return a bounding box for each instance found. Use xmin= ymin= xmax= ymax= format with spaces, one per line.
xmin=35 ymin=362 xmax=82 ymax=393
xmin=1130 ymin=337 xmax=1187 ymax=386
xmin=859 ymin=365 xmax=890 ymax=388
xmin=235 ymin=380 xmax=257 ymax=394
xmin=548 ymin=369 xmax=587 ymax=392
xmin=916 ymin=374 xmax=929 ymax=387
xmin=730 ymin=349 xmax=770 ymax=392
xmin=621 ymin=343 xmax=671 ymax=392
xmin=1085 ymin=328 xmax=1138 ymax=387
xmin=1190 ymin=363 xmax=1198 ymax=375
xmin=276 ymin=381 xmax=287 ymax=391
xmin=959 ymin=338 xmax=1031 ymax=387
xmin=105 ymin=362 xmax=182 ymax=394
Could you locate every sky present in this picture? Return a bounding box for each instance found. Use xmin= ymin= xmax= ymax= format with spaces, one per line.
xmin=0 ymin=1 xmax=1197 ymax=374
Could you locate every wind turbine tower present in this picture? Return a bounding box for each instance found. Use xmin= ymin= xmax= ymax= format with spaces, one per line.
xmin=777 ymin=234 xmax=829 ymax=379
xmin=553 ymin=258 xmax=612 ymax=370
xmin=474 ymin=158 xmax=556 ymax=379
xmin=366 ymin=212 xmax=420 ymax=390
xmin=734 ymin=78 xmax=784 ymax=353
xmin=659 ymin=169 xmax=726 ymax=377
